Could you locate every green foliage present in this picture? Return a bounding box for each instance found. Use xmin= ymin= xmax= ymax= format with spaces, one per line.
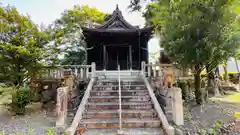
xmin=144 ymin=0 xmax=240 ymax=69
xmin=104 ymin=13 xmax=113 ymax=21
xmin=57 ymin=5 xmax=105 ymax=26
xmin=60 ymin=51 xmax=85 ymax=65
xmin=10 ymin=88 xmax=34 ymax=115
xmin=46 ymin=128 xmax=54 ymax=135
xmin=201 ymin=129 xmax=206 ymax=134
xmin=234 ymin=112 xmax=240 ymax=119
xmin=51 ymin=5 xmax=108 ymax=65
xmin=215 ymin=121 xmax=222 ymax=127
xmin=141 ymin=0 xmax=240 ymax=104
xmin=0 ymin=5 xmax=53 ymax=87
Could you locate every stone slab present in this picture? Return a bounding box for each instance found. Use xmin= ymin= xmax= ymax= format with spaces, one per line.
xmin=82 ymin=128 xmax=164 ymax=135
xmin=79 ymin=118 xmax=161 ymax=129
xmin=83 ymin=109 xmax=157 ymax=119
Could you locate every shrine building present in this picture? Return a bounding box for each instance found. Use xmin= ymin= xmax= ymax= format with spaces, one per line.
xmin=82 ymin=5 xmax=152 ymax=70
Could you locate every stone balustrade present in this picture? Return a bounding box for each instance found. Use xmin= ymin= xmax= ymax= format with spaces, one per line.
xmin=65 ymin=78 xmax=96 ymax=135
xmin=141 ymin=62 xmax=193 ymax=88
xmin=143 ymin=76 xmax=175 ymax=135
xmin=42 ymin=63 xmax=95 ymax=81
xmin=55 ymin=63 xmax=96 ymax=130
xmin=141 ymin=62 xmax=176 ymax=89
xmin=141 ymin=61 xmax=184 ymax=127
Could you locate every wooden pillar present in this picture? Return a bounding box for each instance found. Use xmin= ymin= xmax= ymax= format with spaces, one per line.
xmin=103 ymin=45 xmax=106 ymax=70
xmin=141 ymin=61 xmax=146 ymax=76
xmin=129 ymin=45 xmax=132 ymax=70
xmin=138 ymin=31 xmax=141 ymax=70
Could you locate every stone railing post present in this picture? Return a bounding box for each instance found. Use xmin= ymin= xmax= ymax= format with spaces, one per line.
xmin=141 ymin=61 xmax=146 ymax=76
xmin=56 ymin=87 xmax=69 ymax=127
xmin=86 ymin=67 xmax=89 ymax=79
xmin=91 ymin=62 xmax=96 ymax=78
xmin=171 ymin=87 xmax=184 ymax=126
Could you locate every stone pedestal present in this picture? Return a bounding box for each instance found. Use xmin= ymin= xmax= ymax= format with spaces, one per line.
xmin=171 ymin=87 xmax=184 ymax=126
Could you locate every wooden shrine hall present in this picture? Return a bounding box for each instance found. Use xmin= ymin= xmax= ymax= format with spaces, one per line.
xmin=82 ymin=5 xmax=152 ymax=70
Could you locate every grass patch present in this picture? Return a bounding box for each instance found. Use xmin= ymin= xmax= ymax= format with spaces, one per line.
xmin=210 ymin=92 xmax=240 ymax=103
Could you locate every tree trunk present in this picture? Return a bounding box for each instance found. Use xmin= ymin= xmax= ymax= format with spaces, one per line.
xmin=183 ymin=68 xmax=188 ymax=76
xmin=194 ymin=71 xmax=203 ymax=104
xmin=223 ymin=63 xmax=228 ymax=81
xmin=213 ymin=68 xmax=221 ymax=96
xmin=206 ymin=66 xmax=214 ymax=94
xmin=234 ymin=57 xmax=240 ymax=73
xmin=234 ymin=58 xmax=240 ymax=86
xmin=206 ymin=65 xmax=221 ymax=97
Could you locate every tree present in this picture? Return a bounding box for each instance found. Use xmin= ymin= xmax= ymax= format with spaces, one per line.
xmin=50 ymin=5 xmax=108 ymax=65
xmin=136 ymin=0 xmax=240 ymax=104
xmin=104 ymin=13 xmax=113 ymax=21
xmin=60 ymin=51 xmax=85 ymax=65
xmin=0 ymin=5 xmax=52 ymax=88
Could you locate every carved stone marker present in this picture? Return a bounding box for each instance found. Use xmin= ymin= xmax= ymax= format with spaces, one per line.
xmin=56 ymin=87 xmax=68 ymax=127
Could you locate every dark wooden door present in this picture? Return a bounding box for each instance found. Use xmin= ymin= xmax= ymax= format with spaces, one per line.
xmin=106 ymin=45 xmax=129 ymax=70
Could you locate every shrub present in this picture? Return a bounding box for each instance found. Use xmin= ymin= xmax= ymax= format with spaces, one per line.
xmin=10 ymin=88 xmax=34 ymax=115
xmin=176 ymin=79 xmax=194 ymax=101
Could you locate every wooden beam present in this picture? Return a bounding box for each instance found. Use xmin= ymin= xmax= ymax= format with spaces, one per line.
xmin=103 ymin=45 xmax=106 ymax=70
xmin=129 ymin=45 xmax=132 ymax=70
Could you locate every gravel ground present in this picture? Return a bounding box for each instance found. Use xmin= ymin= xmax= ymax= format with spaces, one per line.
xmin=172 ymin=99 xmax=240 ymax=135
xmin=0 ymin=104 xmax=65 ymax=135
xmin=1 ymin=91 xmax=240 ymax=135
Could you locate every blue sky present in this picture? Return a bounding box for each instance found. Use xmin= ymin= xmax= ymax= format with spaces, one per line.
xmin=1 ymin=0 xmax=161 ymax=63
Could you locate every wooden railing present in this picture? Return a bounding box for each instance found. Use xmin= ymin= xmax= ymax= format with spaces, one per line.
xmin=42 ymin=63 xmax=96 ymax=81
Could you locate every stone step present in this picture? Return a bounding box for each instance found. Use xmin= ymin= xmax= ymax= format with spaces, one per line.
xmin=83 ymin=109 xmax=158 ymax=119
xmin=92 ymin=85 xmax=146 ymax=91
xmin=92 ymin=88 xmax=147 ymax=92
xmin=91 ymin=88 xmax=147 ymax=92
xmin=79 ymin=118 xmax=161 ymax=129
xmin=97 ymin=76 xmax=142 ymax=80
xmin=88 ymin=96 xmax=151 ymax=102
xmin=85 ymin=102 xmax=153 ymax=110
xmin=90 ymin=90 xmax=149 ymax=96
xmin=82 ymin=128 xmax=164 ymax=135
xmin=94 ymin=81 xmax=144 ymax=85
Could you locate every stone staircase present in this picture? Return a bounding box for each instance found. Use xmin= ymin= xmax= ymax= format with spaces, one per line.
xmin=79 ymin=79 xmax=164 ymax=135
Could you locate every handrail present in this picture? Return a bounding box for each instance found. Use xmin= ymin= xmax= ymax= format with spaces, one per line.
xmin=118 ymin=65 xmax=123 ymax=134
